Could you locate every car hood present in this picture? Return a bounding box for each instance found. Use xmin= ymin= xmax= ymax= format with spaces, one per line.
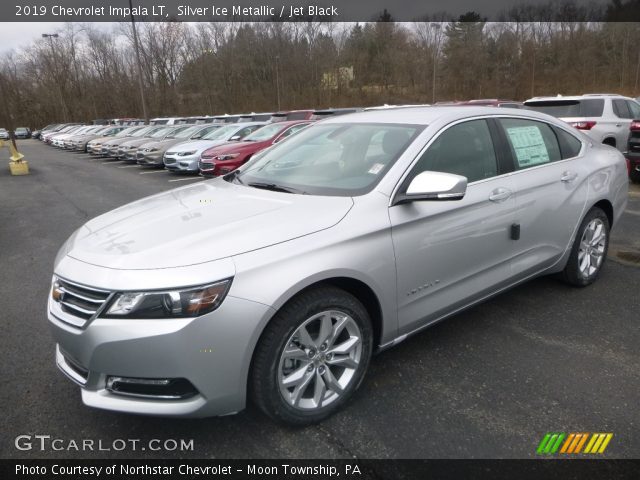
xmin=203 ymin=140 xmax=267 ymax=157
xmin=65 ymin=179 xmax=353 ymax=270
xmin=138 ymin=138 xmax=183 ymax=151
xmin=88 ymin=135 xmax=115 ymax=145
xmin=117 ymin=137 xmax=157 ymax=148
xmin=167 ymin=139 xmax=230 ymax=153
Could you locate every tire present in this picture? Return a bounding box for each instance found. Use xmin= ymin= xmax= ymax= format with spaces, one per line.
xmin=562 ymin=207 xmax=610 ymax=287
xmin=250 ymin=286 xmax=373 ymax=426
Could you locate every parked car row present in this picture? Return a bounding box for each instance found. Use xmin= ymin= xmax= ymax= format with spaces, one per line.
xmin=0 ymin=127 xmax=32 ymax=139
xmin=33 ymin=95 xmax=640 ymax=182
xmin=38 ymin=109 xmax=363 ymax=177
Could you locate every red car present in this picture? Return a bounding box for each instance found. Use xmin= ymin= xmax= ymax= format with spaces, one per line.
xmin=199 ymin=120 xmax=312 ymax=176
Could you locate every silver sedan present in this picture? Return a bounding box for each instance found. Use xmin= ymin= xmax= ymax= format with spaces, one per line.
xmin=48 ymin=107 xmax=628 ymax=425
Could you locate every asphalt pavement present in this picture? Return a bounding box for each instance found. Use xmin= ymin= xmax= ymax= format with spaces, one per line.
xmin=1 ymin=140 xmax=638 ymax=459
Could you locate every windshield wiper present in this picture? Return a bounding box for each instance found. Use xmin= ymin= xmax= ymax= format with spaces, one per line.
xmin=224 ymin=169 xmax=244 ymax=185
xmin=247 ymin=182 xmax=304 ymax=194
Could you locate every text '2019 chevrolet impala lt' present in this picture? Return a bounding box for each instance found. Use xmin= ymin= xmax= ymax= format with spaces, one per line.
xmin=49 ymin=107 xmax=628 ymax=425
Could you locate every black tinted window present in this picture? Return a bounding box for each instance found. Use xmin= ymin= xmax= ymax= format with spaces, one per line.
xmin=612 ymin=99 xmax=632 ymax=119
xmin=499 ymin=118 xmax=561 ymax=169
xmin=525 ymin=99 xmax=604 ymax=117
xmin=626 ymin=100 xmax=640 ymax=119
xmin=553 ymin=127 xmax=582 ymax=159
xmin=411 ymin=119 xmax=498 ymax=183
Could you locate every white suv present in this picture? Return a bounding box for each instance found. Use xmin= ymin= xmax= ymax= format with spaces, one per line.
xmin=524 ymin=94 xmax=640 ymax=152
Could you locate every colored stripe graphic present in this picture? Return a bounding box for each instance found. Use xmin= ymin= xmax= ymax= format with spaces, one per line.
xmin=537 ymin=433 xmax=565 ymax=454
xmin=584 ymin=433 xmax=613 ymax=454
xmin=539 ymin=433 xmax=613 ymax=454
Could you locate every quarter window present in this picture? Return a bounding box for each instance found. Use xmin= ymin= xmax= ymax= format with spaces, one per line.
xmin=553 ymin=127 xmax=582 ymax=159
xmin=627 ymin=100 xmax=640 ymax=119
xmin=499 ymin=118 xmax=561 ymax=169
xmin=410 ymin=119 xmax=498 ymax=183
xmin=612 ymin=99 xmax=632 ymax=119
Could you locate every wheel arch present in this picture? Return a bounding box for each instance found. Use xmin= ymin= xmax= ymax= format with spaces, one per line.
xmin=592 ymin=198 xmax=614 ymax=227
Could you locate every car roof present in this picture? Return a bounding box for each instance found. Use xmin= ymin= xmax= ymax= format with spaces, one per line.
xmin=525 ymin=94 xmax=632 ymax=102
xmin=321 ymin=105 xmax=557 ymax=126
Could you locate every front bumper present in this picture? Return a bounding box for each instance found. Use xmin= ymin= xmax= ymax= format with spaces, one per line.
xmin=49 ymin=287 xmax=274 ymax=418
xmin=137 ymin=152 xmax=163 ymax=166
xmin=164 ymin=154 xmax=199 ymax=172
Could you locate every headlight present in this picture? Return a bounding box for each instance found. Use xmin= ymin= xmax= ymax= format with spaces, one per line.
xmin=104 ymin=279 xmax=232 ymax=319
xmin=217 ymin=153 xmax=239 ymax=161
xmin=178 ymin=150 xmax=197 ymax=156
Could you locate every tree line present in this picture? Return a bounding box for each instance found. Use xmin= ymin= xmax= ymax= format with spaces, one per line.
xmin=1 ymin=14 xmax=640 ymax=128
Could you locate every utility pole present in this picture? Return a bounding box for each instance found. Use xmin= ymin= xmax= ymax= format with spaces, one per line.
xmin=430 ymin=23 xmax=442 ymax=104
xmin=275 ymin=55 xmax=281 ymax=111
xmin=129 ymin=0 xmax=149 ymax=123
xmin=42 ymin=33 xmax=68 ymax=123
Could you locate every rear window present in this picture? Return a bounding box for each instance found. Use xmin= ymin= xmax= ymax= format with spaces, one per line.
xmin=524 ymin=99 xmax=604 ymax=118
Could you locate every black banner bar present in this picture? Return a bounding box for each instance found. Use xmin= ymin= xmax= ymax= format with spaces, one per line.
xmin=7 ymin=0 xmax=640 ymax=22
xmin=2 ymin=459 xmax=639 ymax=480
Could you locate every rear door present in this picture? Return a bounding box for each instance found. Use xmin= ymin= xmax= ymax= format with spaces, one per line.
xmin=496 ymin=117 xmax=589 ymax=279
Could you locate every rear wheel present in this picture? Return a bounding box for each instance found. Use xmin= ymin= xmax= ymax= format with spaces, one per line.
xmin=250 ymin=286 xmax=373 ymax=425
xmin=562 ymin=207 xmax=609 ymax=286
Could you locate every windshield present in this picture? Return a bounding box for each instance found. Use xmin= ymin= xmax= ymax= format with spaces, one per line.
xmin=235 ymin=123 xmax=422 ymax=196
xmin=201 ymin=125 xmax=235 ymax=140
xmin=166 ymin=126 xmax=200 ymax=139
xmin=116 ymin=127 xmax=140 ymax=137
xmin=130 ymin=126 xmax=156 ymax=137
xmin=244 ymin=123 xmax=288 ymax=142
xmin=149 ymin=127 xmax=173 ymax=138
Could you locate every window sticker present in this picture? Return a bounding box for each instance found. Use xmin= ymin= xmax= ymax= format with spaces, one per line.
xmin=368 ymin=163 xmax=385 ymax=175
xmin=506 ymin=126 xmax=550 ymax=167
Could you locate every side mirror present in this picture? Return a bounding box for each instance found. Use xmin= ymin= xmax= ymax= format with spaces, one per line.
xmin=393 ymin=171 xmax=467 ymax=205
xmin=229 ymin=135 xmax=241 ymax=140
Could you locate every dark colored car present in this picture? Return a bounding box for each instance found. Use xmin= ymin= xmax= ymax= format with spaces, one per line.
xmin=626 ymin=119 xmax=640 ymax=183
xmin=269 ymin=110 xmax=315 ymax=122
xmin=199 ymin=121 xmax=311 ymax=176
xmin=14 ymin=127 xmax=31 ymax=139
xmin=310 ymin=108 xmax=363 ymax=120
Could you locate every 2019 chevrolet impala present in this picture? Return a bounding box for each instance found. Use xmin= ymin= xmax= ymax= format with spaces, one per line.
xmin=48 ymin=107 xmax=628 ymax=425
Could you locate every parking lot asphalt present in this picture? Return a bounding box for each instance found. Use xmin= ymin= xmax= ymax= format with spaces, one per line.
xmin=1 ymin=140 xmax=639 ymax=459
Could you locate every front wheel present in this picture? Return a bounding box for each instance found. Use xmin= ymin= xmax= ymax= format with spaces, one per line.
xmin=562 ymin=207 xmax=610 ymax=287
xmin=250 ymin=286 xmax=373 ymax=425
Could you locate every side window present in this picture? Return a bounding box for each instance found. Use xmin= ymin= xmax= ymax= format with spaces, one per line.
xmin=627 ymin=100 xmax=640 ymax=119
xmin=552 ymin=126 xmax=582 ymax=159
xmin=612 ymin=99 xmax=632 ymax=119
xmin=277 ymin=124 xmax=308 ymax=142
xmin=499 ymin=118 xmax=561 ymax=170
xmin=411 ymin=119 xmax=498 ymax=183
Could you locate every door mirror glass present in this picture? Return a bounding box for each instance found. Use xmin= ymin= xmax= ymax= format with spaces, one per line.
xmin=395 ymin=171 xmax=467 ymax=205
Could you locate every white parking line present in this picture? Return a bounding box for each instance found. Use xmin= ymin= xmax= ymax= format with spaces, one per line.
xmin=139 ymin=170 xmax=166 ymax=175
xmin=168 ymin=177 xmax=203 ymax=182
xmin=117 ymin=165 xmax=139 ymax=169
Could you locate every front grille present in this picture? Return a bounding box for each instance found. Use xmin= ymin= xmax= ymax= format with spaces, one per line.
xmin=164 ymin=158 xmax=176 ymax=164
xmin=55 ymin=278 xmax=111 ymax=325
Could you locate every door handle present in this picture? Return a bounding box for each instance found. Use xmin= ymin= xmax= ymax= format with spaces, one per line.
xmin=560 ymin=171 xmax=578 ymax=183
xmin=489 ymin=187 xmax=512 ymax=203
xmin=615 ymin=124 xmax=622 ymax=127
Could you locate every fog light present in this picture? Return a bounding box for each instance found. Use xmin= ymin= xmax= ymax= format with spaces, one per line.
xmin=106 ymin=376 xmax=198 ymax=400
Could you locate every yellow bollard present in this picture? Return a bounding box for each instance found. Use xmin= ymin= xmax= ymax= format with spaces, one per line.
xmin=4 ymin=138 xmax=30 ymax=175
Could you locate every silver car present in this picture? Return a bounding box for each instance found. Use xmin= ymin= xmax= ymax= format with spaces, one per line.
xmin=48 ymin=107 xmax=628 ymax=425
